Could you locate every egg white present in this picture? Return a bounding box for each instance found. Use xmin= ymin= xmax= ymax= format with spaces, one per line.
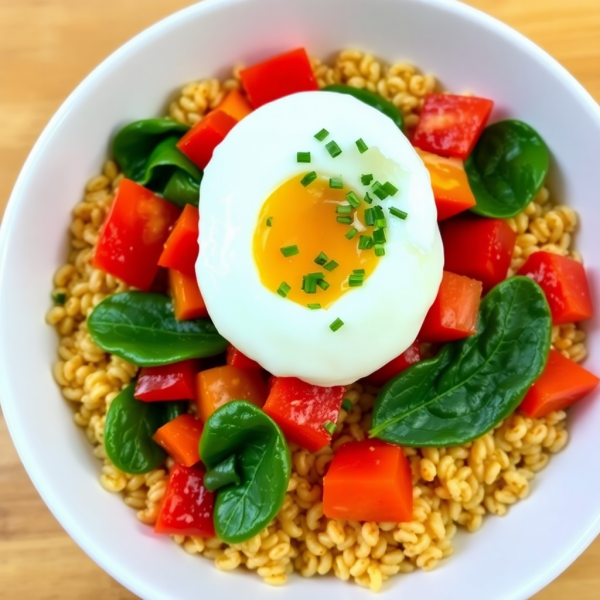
xmin=197 ymin=91 xmax=443 ymax=386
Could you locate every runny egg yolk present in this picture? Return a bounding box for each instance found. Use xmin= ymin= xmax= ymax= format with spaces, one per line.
xmin=253 ymin=174 xmax=381 ymax=309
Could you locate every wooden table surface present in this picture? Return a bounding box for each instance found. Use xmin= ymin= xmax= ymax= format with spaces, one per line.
xmin=1 ymin=0 xmax=599 ymax=598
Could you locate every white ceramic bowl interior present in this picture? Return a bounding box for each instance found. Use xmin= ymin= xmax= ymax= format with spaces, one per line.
xmin=1 ymin=0 xmax=600 ymax=598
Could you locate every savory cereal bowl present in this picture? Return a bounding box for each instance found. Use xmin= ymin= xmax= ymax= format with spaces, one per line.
xmin=1 ymin=0 xmax=600 ymax=598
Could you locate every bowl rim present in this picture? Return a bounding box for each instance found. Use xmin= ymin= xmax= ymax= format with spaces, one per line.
xmin=1 ymin=0 xmax=600 ymax=598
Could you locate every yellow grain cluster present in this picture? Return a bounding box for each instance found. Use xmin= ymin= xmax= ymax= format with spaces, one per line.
xmin=46 ymin=49 xmax=585 ymax=592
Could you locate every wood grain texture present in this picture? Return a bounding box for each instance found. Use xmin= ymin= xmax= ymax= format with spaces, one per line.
xmin=0 ymin=0 xmax=599 ymax=598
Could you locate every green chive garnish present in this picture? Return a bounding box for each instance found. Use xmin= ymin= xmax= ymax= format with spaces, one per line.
xmin=361 ymin=174 xmax=374 ymax=186
xmin=277 ymin=282 xmax=291 ymax=297
xmin=308 ymin=303 xmax=322 ymax=310
xmin=345 ymin=227 xmax=358 ymax=240
xmin=326 ymin=140 xmax=342 ymax=158
xmin=349 ymin=274 xmax=364 ymax=287
xmin=329 ymin=176 xmax=343 ymax=189
xmin=376 ymin=218 xmax=387 ymax=229
xmin=374 ymin=244 xmax=386 ymax=257
xmin=314 ymin=252 xmax=328 ymax=266
xmin=317 ymin=279 xmax=330 ymax=291
xmin=324 ymin=260 xmax=339 ymax=272
xmin=383 ymin=181 xmax=399 ymax=196
xmin=371 ymin=181 xmax=389 ymax=200
xmin=302 ymin=272 xmax=325 ymax=294
xmin=337 ymin=216 xmax=353 ymax=225
xmin=323 ymin=420 xmax=336 ymax=435
xmin=358 ymin=235 xmax=374 ymax=250
xmin=389 ymin=206 xmax=408 ymax=220
xmin=281 ymin=245 xmax=299 ymax=257
xmin=356 ymin=138 xmax=369 ymax=154
xmin=315 ymin=128 xmax=329 ymax=141
xmin=373 ymin=229 xmax=387 ymax=244
xmin=301 ymin=171 xmax=318 ymax=187
xmin=365 ymin=208 xmax=375 ymax=227
xmin=342 ymin=399 xmax=353 ymax=412
xmin=336 ymin=205 xmax=352 ymax=214
xmin=353 ymin=269 xmax=365 ymax=274
xmin=346 ymin=191 xmax=361 ymax=208
xmin=297 ymin=151 xmax=311 ymax=163
xmin=52 ymin=292 xmax=67 ymax=305
xmin=266 ymin=216 xmax=273 ymax=227
xmin=330 ymin=318 xmax=344 ymax=332
xmin=364 ymin=192 xmax=373 ymax=205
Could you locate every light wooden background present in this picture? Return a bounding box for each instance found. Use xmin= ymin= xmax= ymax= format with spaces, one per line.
xmin=1 ymin=0 xmax=599 ymax=598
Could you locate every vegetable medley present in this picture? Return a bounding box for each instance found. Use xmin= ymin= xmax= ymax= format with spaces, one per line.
xmin=47 ymin=47 xmax=599 ymax=591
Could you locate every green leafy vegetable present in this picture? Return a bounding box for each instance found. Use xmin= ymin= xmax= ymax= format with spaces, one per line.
xmin=112 ymin=119 xmax=202 ymax=207
xmin=200 ymin=401 xmax=291 ymax=544
xmin=370 ymin=277 xmax=551 ymax=447
xmin=323 ymin=85 xmax=404 ymax=131
xmin=88 ymin=292 xmax=227 ymax=366
xmin=466 ymin=120 xmax=550 ymax=218
xmin=104 ymin=383 xmax=186 ymax=474
xmin=203 ymin=455 xmax=241 ymax=492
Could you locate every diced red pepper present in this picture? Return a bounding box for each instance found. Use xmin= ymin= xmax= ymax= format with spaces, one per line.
xmin=517 ymin=252 xmax=593 ymax=324
xmin=416 ymin=148 xmax=477 ymax=220
xmin=134 ymin=359 xmax=198 ymax=401
xmin=169 ymin=268 xmax=208 ymax=321
xmin=240 ymin=48 xmax=319 ymax=108
xmin=323 ymin=440 xmax=413 ymax=522
xmin=520 ymin=349 xmax=599 ymax=418
xmin=365 ymin=342 xmax=421 ymax=387
xmin=226 ymin=345 xmax=262 ymax=370
xmin=154 ymin=463 xmax=215 ymax=537
xmin=440 ymin=217 xmax=516 ymax=291
xmin=153 ymin=414 xmax=204 ymax=467
xmin=412 ymin=94 xmax=494 ymax=160
xmin=177 ymin=110 xmax=237 ymax=170
xmin=93 ymin=179 xmax=180 ymax=290
xmin=196 ymin=365 xmax=268 ymax=423
xmin=419 ymin=271 xmax=483 ymax=343
xmin=158 ymin=204 xmax=199 ymax=277
xmin=263 ymin=378 xmax=345 ymax=452
xmin=216 ymin=89 xmax=253 ymax=121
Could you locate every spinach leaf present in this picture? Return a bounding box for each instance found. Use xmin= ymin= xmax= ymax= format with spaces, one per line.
xmin=88 ymin=292 xmax=227 ymax=366
xmin=200 ymin=401 xmax=291 ymax=544
xmin=466 ymin=120 xmax=550 ymax=218
xmin=203 ymin=455 xmax=241 ymax=492
xmin=104 ymin=383 xmax=186 ymax=474
xmin=323 ymin=85 xmax=404 ymax=131
xmin=370 ymin=277 xmax=551 ymax=447
xmin=112 ymin=119 xmax=202 ymax=207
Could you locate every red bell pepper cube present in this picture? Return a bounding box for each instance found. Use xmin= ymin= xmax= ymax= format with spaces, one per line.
xmin=517 ymin=252 xmax=593 ymax=324
xmin=263 ymin=378 xmax=346 ymax=453
xmin=365 ymin=342 xmax=421 ymax=387
xmin=158 ymin=204 xmax=199 ymax=277
xmin=412 ymin=94 xmax=494 ymax=159
xmin=419 ymin=271 xmax=483 ymax=343
xmin=323 ymin=439 xmax=413 ymax=522
xmin=93 ymin=178 xmax=180 ymax=290
xmin=520 ymin=350 xmax=599 ymax=418
xmin=153 ymin=414 xmax=204 ymax=467
xmin=240 ymin=48 xmax=319 ymax=108
xmin=169 ymin=268 xmax=209 ymax=321
xmin=226 ymin=345 xmax=262 ymax=370
xmin=154 ymin=463 xmax=215 ymax=537
xmin=440 ymin=217 xmax=516 ymax=291
xmin=134 ymin=359 xmax=198 ymax=401
xmin=416 ymin=148 xmax=477 ymax=220
xmin=216 ymin=89 xmax=253 ymax=121
xmin=177 ymin=110 xmax=237 ymax=170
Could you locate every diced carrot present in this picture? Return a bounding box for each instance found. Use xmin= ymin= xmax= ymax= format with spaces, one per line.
xmin=216 ymin=89 xmax=253 ymax=121
xmin=365 ymin=342 xmax=421 ymax=387
xmin=226 ymin=345 xmax=261 ymax=370
xmin=169 ymin=268 xmax=208 ymax=321
xmin=520 ymin=350 xmax=599 ymax=418
xmin=158 ymin=204 xmax=199 ymax=277
xmin=152 ymin=414 xmax=204 ymax=467
xmin=323 ymin=440 xmax=413 ymax=522
xmin=419 ymin=271 xmax=483 ymax=343
xmin=196 ymin=365 xmax=267 ymax=423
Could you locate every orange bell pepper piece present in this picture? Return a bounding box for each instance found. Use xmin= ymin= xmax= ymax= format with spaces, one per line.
xmin=169 ymin=268 xmax=208 ymax=321
xmin=158 ymin=204 xmax=199 ymax=277
xmin=323 ymin=439 xmax=413 ymax=522
xmin=216 ymin=89 xmax=253 ymax=121
xmin=153 ymin=414 xmax=203 ymax=467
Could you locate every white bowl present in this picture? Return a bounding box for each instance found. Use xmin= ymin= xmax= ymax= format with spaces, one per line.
xmin=1 ymin=0 xmax=600 ymax=598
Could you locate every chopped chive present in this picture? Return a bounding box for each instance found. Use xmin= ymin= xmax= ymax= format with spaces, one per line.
xmin=337 ymin=216 xmax=353 ymax=225
xmin=266 ymin=216 xmax=273 ymax=227
xmin=277 ymin=282 xmax=291 ymax=298
xmin=325 ymin=140 xmax=342 ymax=158
xmin=361 ymin=174 xmax=374 ymax=186
xmin=376 ymin=218 xmax=387 ymax=229
xmin=358 ymin=235 xmax=374 ymax=250
xmin=329 ymin=318 xmax=344 ymax=332
xmin=345 ymin=227 xmax=358 ymax=240
xmin=52 ymin=292 xmax=67 ymax=305
xmin=346 ymin=191 xmax=361 ymax=208
xmin=297 ymin=151 xmax=311 ymax=163
xmin=301 ymin=171 xmax=318 ymax=187
xmin=324 ymin=260 xmax=339 ymax=272
xmin=389 ymin=206 xmax=408 ymax=220
xmin=314 ymin=252 xmax=328 ymax=266
xmin=374 ymin=244 xmax=386 ymax=257
xmin=317 ymin=279 xmax=330 ymax=291
xmin=373 ymin=228 xmax=387 ymax=244
xmin=336 ymin=205 xmax=352 ymax=214
xmin=373 ymin=205 xmax=385 ymax=218
xmin=371 ymin=181 xmax=389 ymax=200
xmin=302 ymin=277 xmax=317 ymax=294
xmin=355 ymin=138 xmax=369 ymax=154
xmin=353 ymin=269 xmax=365 ymax=275
xmin=323 ymin=420 xmax=336 ymax=435
xmin=314 ymin=128 xmax=329 ymax=141
xmin=308 ymin=303 xmax=322 ymax=310
xmin=342 ymin=399 xmax=353 ymax=412
xmin=329 ymin=176 xmax=343 ymax=189
xmin=349 ymin=274 xmax=364 ymax=287
xmin=364 ymin=192 xmax=373 ymax=205
xmin=365 ymin=208 xmax=375 ymax=227
xmin=280 ymin=245 xmax=299 ymax=257
xmin=383 ymin=181 xmax=399 ymax=196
